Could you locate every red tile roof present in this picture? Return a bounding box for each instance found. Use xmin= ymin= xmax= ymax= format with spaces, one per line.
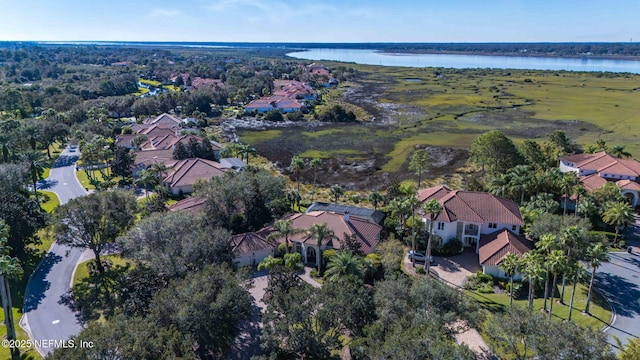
xmin=133 ymin=149 xmax=175 ymax=167
xmin=163 ymin=158 xmax=227 ymax=188
xmin=168 ymin=196 xmax=207 ymax=213
xmin=230 ymin=230 xmax=278 ymax=254
xmin=479 ymin=230 xmax=533 ymax=266
xmin=418 ymin=186 xmax=523 ymax=225
xmin=617 ymin=179 xmax=640 ymax=191
xmin=275 ymin=211 xmax=382 ymax=254
xmin=580 ymin=174 xmax=608 ymax=192
xmin=561 ymin=152 xmax=640 ymax=177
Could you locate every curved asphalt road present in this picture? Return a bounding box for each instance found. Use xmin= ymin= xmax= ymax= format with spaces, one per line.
xmin=597 ymin=218 xmax=640 ymax=351
xmin=21 ymin=147 xmax=88 ymax=355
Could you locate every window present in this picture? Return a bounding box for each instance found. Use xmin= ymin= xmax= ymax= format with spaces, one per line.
xmin=512 ymin=225 xmax=517 ymax=231
xmin=437 ymin=222 xmax=445 ymax=230
xmin=488 ymin=223 xmax=497 ymax=229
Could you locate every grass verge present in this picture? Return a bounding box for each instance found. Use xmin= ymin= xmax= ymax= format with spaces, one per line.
xmin=38 ymin=191 xmax=60 ymax=213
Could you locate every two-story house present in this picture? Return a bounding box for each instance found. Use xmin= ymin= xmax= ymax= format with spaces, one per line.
xmin=417 ymin=186 xmax=524 ymax=254
xmin=559 ymin=151 xmax=640 ymax=207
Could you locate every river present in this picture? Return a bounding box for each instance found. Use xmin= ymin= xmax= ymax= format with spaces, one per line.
xmin=287 ymin=48 xmax=640 ymax=73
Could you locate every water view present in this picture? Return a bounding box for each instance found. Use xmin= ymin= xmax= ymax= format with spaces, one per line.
xmin=287 ymin=48 xmax=640 ymax=73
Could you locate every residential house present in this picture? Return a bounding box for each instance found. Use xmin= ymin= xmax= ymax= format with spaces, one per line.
xmin=559 ymin=151 xmax=640 ymax=206
xmin=417 ymin=186 xmax=524 ymax=253
xmin=229 ymin=230 xmax=279 ymax=267
xmin=162 ymin=157 xmax=228 ymax=195
xmin=276 ymin=211 xmax=382 ymax=266
xmin=478 ymin=230 xmax=533 ymax=280
xmin=305 ymin=202 xmax=385 ymax=225
xmin=142 ymin=113 xmax=182 ymax=128
xmin=231 ymin=210 xmax=382 ymax=268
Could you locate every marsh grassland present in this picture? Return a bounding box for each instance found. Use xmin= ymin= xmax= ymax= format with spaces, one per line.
xmin=239 ymin=63 xmax=640 ymax=189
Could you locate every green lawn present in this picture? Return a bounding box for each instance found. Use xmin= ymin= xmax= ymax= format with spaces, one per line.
xmin=41 ymin=167 xmax=50 ymax=180
xmin=76 ymin=169 xmax=108 ymax=190
xmin=38 ymin=190 xmax=60 ymax=213
xmin=0 ymin=308 xmax=42 ymax=360
xmin=139 ymin=78 xmax=162 ymax=87
xmin=467 ymin=282 xmax=612 ymax=331
xmin=73 ymin=255 xmax=133 ymax=287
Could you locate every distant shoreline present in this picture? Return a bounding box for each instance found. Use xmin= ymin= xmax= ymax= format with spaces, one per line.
xmin=376 ymin=49 xmax=640 ymax=62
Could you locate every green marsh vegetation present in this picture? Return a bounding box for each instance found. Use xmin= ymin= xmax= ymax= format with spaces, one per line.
xmin=240 ymin=63 xmax=640 ymax=188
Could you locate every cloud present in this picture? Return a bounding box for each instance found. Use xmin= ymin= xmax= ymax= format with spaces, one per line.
xmin=149 ymin=9 xmax=182 ymax=18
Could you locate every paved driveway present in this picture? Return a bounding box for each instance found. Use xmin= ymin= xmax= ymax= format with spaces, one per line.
xmin=21 ymin=148 xmax=88 ymax=355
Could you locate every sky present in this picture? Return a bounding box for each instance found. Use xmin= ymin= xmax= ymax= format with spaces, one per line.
xmin=0 ymin=0 xmax=638 ymax=43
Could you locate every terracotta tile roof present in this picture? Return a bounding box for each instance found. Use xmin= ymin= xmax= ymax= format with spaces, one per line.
xmin=140 ymin=124 xmax=176 ymax=138
xmin=479 ymin=230 xmax=533 ymax=266
xmin=561 ymin=152 xmax=640 ymax=177
xmin=418 ymin=186 xmax=523 ymax=225
xmin=616 ymin=179 xmax=640 ymax=191
xmin=142 ymin=113 xmax=182 ymax=127
xmin=133 ymin=149 xmax=175 ymax=167
xmin=163 ymin=158 xmax=227 ymax=188
xmin=279 ymin=211 xmax=382 ymax=254
xmin=115 ymin=134 xmax=137 ymax=148
xmin=580 ymin=174 xmax=608 ymax=192
xmin=230 ymin=230 xmax=278 ymax=254
xmin=275 ymin=99 xmax=302 ymax=109
xmin=168 ymin=196 xmax=206 ymax=213
xmin=417 ymin=185 xmax=452 ymax=202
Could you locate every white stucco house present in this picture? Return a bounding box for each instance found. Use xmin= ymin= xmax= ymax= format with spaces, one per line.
xmin=417 ymin=186 xmax=525 ymax=254
xmin=479 ymin=229 xmax=533 ymax=280
xmin=559 ymin=151 xmax=640 ymax=207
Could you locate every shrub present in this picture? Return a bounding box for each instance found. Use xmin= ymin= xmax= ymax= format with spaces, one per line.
xmin=416 ymin=267 xmax=426 ymax=275
xmin=464 ymin=272 xmax=494 ymax=290
xmin=442 ymin=238 xmax=463 ymax=255
xmin=309 ymin=269 xmax=319 ymax=278
xmin=478 ymin=284 xmax=494 ymax=294
xmin=506 ymin=282 xmax=522 ymax=298
xmin=276 ymin=243 xmax=292 ymax=257
xmin=323 ymin=249 xmax=338 ymax=262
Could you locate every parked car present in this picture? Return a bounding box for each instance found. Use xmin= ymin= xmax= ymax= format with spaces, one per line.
xmin=408 ymin=250 xmax=434 ymax=264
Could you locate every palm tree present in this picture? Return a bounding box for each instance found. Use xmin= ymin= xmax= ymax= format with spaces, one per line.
xmin=290 ymin=156 xmax=305 ymax=194
xmin=522 ymin=252 xmax=545 ymax=310
xmin=150 ymin=163 xmax=168 ymax=187
xmin=611 ymin=145 xmax=632 ymax=158
xmin=535 ymin=234 xmax=558 ymax=312
xmin=404 ymin=196 xmax=419 ymax=267
xmin=560 ymin=172 xmax=579 ymax=216
xmin=388 ymin=198 xmax=411 ymax=239
xmin=242 ymin=144 xmax=257 ymax=164
xmin=0 ymin=222 xmax=23 ymax=360
xmin=489 ymin=173 xmax=512 ymax=199
xmin=572 ymin=183 xmax=586 ymax=217
xmin=21 ymin=150 xmax=46 ymax=200
xmin=408 ymin=149 xmax=430 ymax=188
xmin=368 ymin=191 xmax=383 ymax=210
xmin=136 ymin=169 xmax=158 ymax=199
xmin=499 ymin=252 xmax=521 ymax=308
xmin=547 ymin=250 xmax=567 ymax=318
xmin=558 ymin=226 xmax=583 ymax=304
xmin=584 ymin=242 xmax=609 ymax=314
xmin=307 ymin=223 xmax=334 ymax=275
xmin=566 ymin=261 xmax=584 ymax=321
xmin=266 ymin=220 xmax=303 ymax=255
xmin=423 ymin=199 xmax=443 ymax=273
xmin=324 ymin=251 xmax=364 ymax=283
xmin=602 ymin=201 xmax=634 ymax=242
xmin=330 ymin=184 xmax=343 ymax=204
xmin=310 ymin=158 xmax=322 ymax=200
xmin=508 ymin=164 xmax=532 ymax=204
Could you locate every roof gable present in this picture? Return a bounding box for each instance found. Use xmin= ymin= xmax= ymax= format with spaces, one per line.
xmin=479 ymin=230 xmax=533 ymax=266
xmin=418 ymin=186 xmax=523 ymax=225
xmin=163 ymin=158 xmax=227 ymax=187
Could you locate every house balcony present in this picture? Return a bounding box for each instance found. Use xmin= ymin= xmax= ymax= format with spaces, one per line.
xmin=464 ymin=224 xmax=479 ymax=237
